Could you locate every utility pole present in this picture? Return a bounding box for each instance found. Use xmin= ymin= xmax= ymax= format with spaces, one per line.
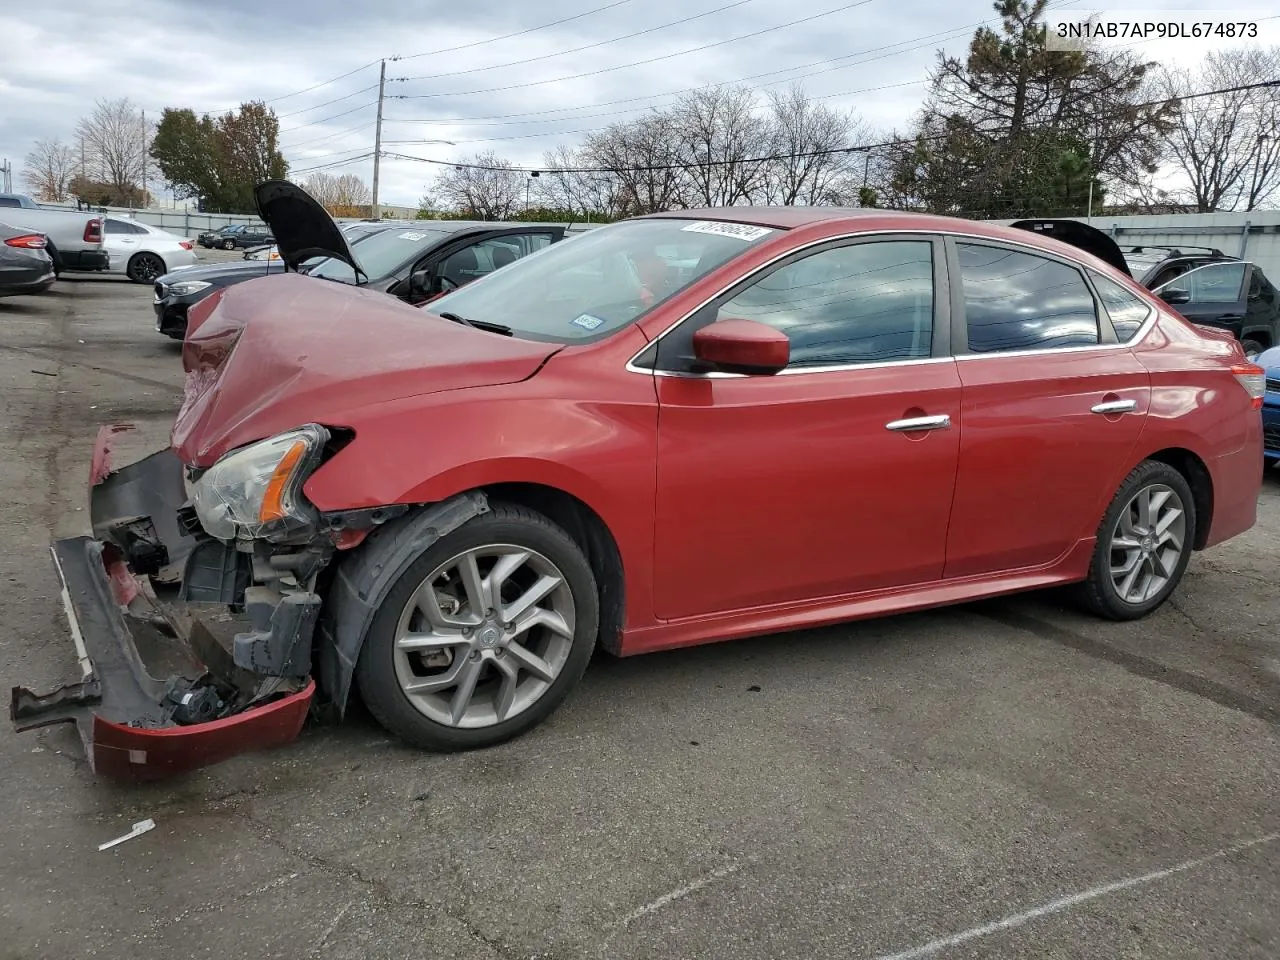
xmin=0 ymin=158 xmax=11 ymax=193
xmin=371 ymin=59 xmax=386 ymax=219
xmin=140 ymin=109 xmax=148 ymax=209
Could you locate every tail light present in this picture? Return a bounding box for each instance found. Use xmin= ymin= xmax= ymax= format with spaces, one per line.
xmin=84 ymin=218 xmax=103 ymax=243
xmin=4 ymin=234 xmax=47 ymax=249
xmin=1232 ymin=363 xmax=1266 ymax=410
xmin=180 ymin=240 xmax=193 ymax=250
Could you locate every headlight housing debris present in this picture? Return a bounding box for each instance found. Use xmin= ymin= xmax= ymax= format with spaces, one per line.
xmin=191 ymin=424 xmax=330 ymax=542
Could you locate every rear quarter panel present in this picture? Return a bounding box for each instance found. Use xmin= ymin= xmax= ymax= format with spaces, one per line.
xmin=1130 ymin=311 xmax=1261 ymax=546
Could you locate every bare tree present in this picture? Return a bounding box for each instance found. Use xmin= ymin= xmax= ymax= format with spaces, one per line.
xmin=580 ymin=114 xmax=688 ymax=216
xmin=1158 ymin=47 xmax=1280 ymax=212
xmin=430 ymin=151 xmax=524 ymax=220
xmin=537 ymin=145 xmax=629 ymax=219
xmin=22 ymin=138 xmax=76 ymax=201
xmin=304 ymin=172 xmax=372 ymax=210
xmin=670 ymin=86 xmax=771 ymax=206
xmin=76 ymin=97 xmax=146 ymax=199
xmin=762 ymin=84 xmax=869 ymax=205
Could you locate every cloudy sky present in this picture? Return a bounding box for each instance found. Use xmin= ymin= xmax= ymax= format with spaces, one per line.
xmin=1 ymin=0 xmax=1274 ymax=207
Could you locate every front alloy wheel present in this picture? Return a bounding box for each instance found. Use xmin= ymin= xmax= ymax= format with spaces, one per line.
xmin=356 ymin=503 xmax=599 ymax=751
xmin=1079 ymin=461 xmax=1196 ymax=620
xmin=393 ymin=544 xmax=576 ymax=728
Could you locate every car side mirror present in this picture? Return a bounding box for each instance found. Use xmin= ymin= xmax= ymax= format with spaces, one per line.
xmin=1159 ymin=287 xmax=1192 ymax=306
xmin=410 ymin=268 xmax=436 ymax=297
xmin=692 ymin=318 xmax=789 ymax=375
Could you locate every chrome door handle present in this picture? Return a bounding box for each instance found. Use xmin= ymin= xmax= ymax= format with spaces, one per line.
xmin=885 ymin=414 xmax=951 ymax=432
xmin=1091 ymin=399 xmax=1137 ymax=415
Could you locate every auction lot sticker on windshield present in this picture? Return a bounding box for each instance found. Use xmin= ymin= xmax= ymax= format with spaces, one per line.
xmin=398 ymin=231 xmax=429 ymax=241
xmin=571 ymin=314 xmax=605 ymax=330
xmin=681 ymin=221 xmax=775 ymax=242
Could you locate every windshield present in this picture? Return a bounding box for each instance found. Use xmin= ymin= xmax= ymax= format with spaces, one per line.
xmin=309 ymin=225 xmax=450 ymax=283
xmin=424 ymin=217 xmax=782 ymax=342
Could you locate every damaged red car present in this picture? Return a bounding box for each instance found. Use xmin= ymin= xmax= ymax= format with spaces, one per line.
xmin=12 ymin=181 xmax=1265 ymax=779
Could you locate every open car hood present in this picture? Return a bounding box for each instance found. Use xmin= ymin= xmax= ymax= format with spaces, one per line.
xmin=1009 ymin=219 xmax=1132 ymax=278
xmin=254 ymin=179 xmax=359 ymax=274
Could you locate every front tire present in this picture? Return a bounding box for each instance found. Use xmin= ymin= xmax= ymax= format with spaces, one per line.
xmin=355 ymin=502 xmax=599 ymax=752
xmin=1077 ymin=460 xmax=1196 ymax=620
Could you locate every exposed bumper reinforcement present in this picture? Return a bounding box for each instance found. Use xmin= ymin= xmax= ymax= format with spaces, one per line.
xmin=11 ymin=537 xmax=313 ymax=781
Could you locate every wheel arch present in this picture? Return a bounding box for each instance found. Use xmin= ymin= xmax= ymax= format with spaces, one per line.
xmin=1143 ymin=447 xmax=1214 ymax=549
xmin=481 ymin=481 xmax=625 ymax=657
xmin=316 ymin=481 xmax=628 ymax=719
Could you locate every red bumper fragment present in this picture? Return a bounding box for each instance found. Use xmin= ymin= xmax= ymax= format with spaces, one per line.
xmin=89 ymin=681 xmax=314 ymax=781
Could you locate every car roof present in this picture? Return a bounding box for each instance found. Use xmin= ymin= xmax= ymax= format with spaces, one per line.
xmin=638 ymin=207 xmax=1140 ymax=269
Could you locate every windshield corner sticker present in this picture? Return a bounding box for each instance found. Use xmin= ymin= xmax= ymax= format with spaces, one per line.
xmin=680 ymin=220 xmax=775 ymax=242
xmin=570 ymin=314 xmax=605 ymax=330
xmin=397 ymin=231 xmax=428 ymax=241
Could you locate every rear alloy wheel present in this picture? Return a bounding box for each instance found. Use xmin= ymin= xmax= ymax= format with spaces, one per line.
xmin=355 ymin=503 xmax=599 ymax=751
xmin=1078 ymin=461 xmax=1196 ymax=620
xmin=222 ymin=238 xmax=236 ymax=250
xmin=126 ymin=252 xmax=166 ymax=284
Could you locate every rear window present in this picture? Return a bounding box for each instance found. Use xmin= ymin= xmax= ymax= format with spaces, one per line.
xmin=1090 ymin=272 xmax=1152 ymax=343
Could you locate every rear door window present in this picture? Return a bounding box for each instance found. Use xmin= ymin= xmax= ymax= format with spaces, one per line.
xmin=955 ymin=242 xmax=1099 ymax=353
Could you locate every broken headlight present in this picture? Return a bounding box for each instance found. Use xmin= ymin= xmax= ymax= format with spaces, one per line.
xmin=190 ymin=424 xmax=329 ymax=542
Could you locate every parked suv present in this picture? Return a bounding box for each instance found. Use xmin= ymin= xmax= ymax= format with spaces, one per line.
xmin=197 ymin=224 xmax=275 ymax=250
xmin=1136 ymin=250 xmax=1279 ymax=360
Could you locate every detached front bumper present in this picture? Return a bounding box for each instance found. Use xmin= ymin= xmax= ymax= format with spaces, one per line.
xmin=10 ymin=428 xmax=316 ymax=780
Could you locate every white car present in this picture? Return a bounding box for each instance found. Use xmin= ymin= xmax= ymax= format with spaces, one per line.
xmin=103 ymin=217 xmax=199 ymax=284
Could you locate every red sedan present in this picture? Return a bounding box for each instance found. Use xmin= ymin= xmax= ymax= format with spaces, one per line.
xmin=13 ymin=183 xmax=1265 ymax=778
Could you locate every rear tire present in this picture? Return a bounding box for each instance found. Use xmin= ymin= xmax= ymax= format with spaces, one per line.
xmin=1241 ymin=338 xmax=1264 ymax=361
xmin=222 ymin=238 xmax=236 ymax=250
xmin=45 ymin=241 xmax=63 ymax=277
xmin=1077 ymin=460 xmax=1196 ymax=621
xmin=355 ymin=502 xmax=599 ymax=752
xmin=126 ymin=252 xmax=165 ymax=284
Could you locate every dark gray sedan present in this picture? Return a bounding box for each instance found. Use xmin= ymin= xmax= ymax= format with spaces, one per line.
xmin=0 ymin=221 xmax=55 ymax=297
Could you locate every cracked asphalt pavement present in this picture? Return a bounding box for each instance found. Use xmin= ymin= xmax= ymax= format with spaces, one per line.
xmin=1 ymin=267 xmax=1278 ymax=960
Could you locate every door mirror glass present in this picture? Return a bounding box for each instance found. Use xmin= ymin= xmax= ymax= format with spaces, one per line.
xmin=692 ymin=318 xmax=789 ymax=374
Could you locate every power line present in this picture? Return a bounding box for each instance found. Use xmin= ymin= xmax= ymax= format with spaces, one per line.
xmin=399 ymin=0 xmax=757 ymax=82
xmin=393 ymin=0 xmax=876 ymax=101
xmin=284 ymin=119 xmax=379 ymax=150
xmin=277 ymin=83 xmax=381 ymax=119
xmin=381 ymin=0 xmax=1081 ymax=126
xmin=279 ymin=100 xmax=379 ymax=134
xmin=397 ymin=0 xmax=639 ymax=61
xmin=266 ymin=61 xmax=382 ymax=104
xmin=412 ymin=80 xmax=924 ymax=145
xmin=291 ymin=151 xmax=377 ymax=175
xmin=382 ymin=79 xmax=1280 ymax=176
